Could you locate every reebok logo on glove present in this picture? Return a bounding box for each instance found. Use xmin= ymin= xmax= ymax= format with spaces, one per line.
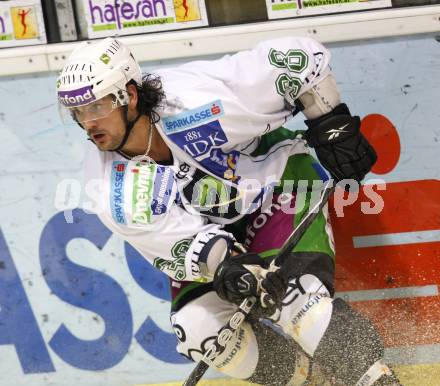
xmin=325 ymin=123 xmax=350 ymax=141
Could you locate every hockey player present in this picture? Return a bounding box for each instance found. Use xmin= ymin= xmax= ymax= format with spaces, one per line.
xmin=57 ymin=37 xmax=400 ymax=385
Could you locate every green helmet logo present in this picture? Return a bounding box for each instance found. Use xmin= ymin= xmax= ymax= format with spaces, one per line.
xmin=100 ymin=53 xmax=110 ymax=64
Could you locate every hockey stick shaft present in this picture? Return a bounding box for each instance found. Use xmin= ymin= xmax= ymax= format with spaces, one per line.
xmin=275 ymin=181 xmax=335 ymax=262
xmin=183 ymin=181 xmax=335 ymax=386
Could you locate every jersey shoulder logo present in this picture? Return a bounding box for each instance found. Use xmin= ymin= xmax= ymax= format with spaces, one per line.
xmin=161 ymin=100 xmax=224 ymax=135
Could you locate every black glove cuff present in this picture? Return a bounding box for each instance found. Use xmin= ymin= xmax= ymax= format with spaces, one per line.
xmin=304 ymin=103 xmax=351 ymax=128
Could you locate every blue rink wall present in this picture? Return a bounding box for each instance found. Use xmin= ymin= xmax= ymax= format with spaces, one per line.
xmin=0 ymin=34 xmax=439 ymax=386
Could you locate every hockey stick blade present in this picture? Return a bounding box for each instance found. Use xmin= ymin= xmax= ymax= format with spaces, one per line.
xmin=183 ymin=181 xmax=335 ymax=386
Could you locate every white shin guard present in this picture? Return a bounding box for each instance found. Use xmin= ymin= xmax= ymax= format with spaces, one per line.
xmin=275 ymin=274 xmax=395 ymax=386
xmin=276 ymin=274 xmax=333 ymax=357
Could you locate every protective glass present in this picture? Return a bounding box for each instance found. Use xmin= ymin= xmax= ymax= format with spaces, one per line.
xmin=58 ymin=94 xmax=126 ymax=124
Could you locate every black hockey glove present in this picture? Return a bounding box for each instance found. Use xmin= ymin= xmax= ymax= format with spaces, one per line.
xmin=259 ymin=270 xmax=289 ymax=314
xmin=213 ymin=253 xmax=265 ymax=305
xmin=213 ymin=253 xmax=286 ymax=318
xmin=303 ymin=103 xmax=377 ymax=182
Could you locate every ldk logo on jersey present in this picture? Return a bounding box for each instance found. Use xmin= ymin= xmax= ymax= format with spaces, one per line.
xmin=168 ymin=120 xmax=240 ymax=181
xmin=169 ymin=120 xmax=227 ymax=158
xmin=164 ymin=100 xmax=240 ymax=181
xmin=162 ymin=100 xmax=224 ymax=134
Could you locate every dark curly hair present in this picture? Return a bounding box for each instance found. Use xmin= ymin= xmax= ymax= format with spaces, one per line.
xmin=128 ymin=74 xmax=165 ymax=124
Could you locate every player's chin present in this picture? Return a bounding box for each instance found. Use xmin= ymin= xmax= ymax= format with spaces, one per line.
xmin=92 ymin=136 xmax=116 ymax=151
xmin=94 ymin=140 xmax=113 ymax=152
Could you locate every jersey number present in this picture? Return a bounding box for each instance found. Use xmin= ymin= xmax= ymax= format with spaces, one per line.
xmin=269 ymin=48 xmax=308 ymax=99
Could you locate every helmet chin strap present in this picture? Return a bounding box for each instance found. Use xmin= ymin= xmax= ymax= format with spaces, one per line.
xmin=114 ymin=106 xmax=141 ymax=151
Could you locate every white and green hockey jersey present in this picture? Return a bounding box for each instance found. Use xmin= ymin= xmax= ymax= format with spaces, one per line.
xmin=84 ymin=36 xmax=332 ymax=282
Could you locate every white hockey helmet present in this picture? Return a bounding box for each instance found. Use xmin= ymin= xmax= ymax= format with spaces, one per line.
xmin=57 ymin=37 xmax=142 ymax=123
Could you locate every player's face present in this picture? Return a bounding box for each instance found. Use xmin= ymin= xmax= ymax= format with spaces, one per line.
xmin=80 ymin=102 xmax=127 ymax=151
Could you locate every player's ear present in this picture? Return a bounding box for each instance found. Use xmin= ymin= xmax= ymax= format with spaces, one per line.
xmin=126 ymin=83 xmax=139 ymax=111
